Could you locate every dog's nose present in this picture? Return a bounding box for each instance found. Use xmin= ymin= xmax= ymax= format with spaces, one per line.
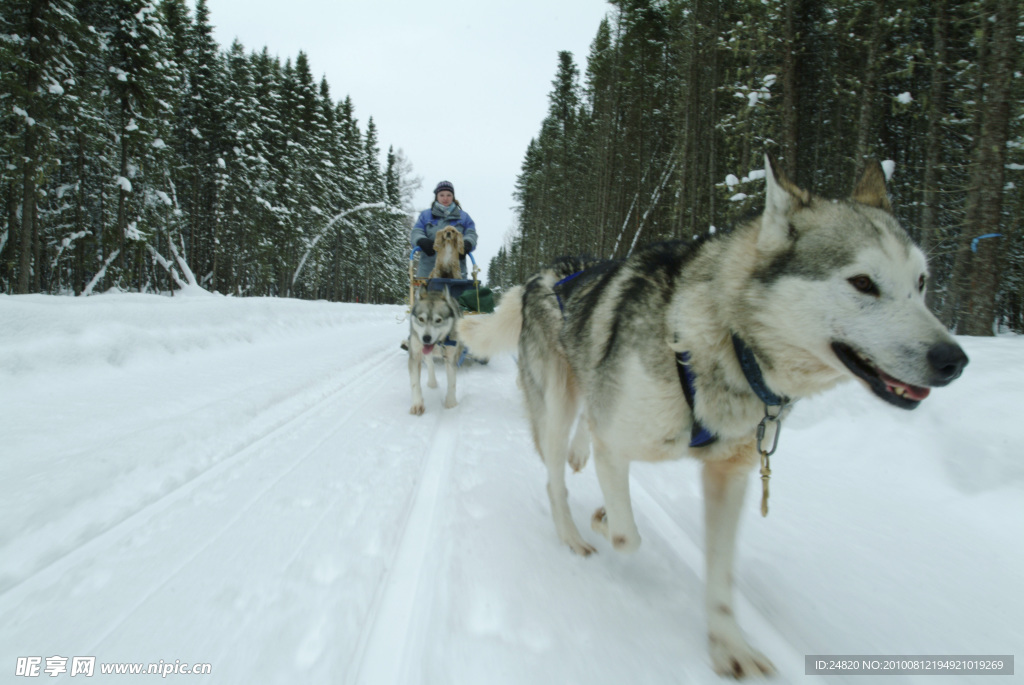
xmin=927 ymin=341 xmax=968 ymax=385
xmin=422 ymin=334 xmax=432 ymax=344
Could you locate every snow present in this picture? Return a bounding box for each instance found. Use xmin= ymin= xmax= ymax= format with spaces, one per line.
xmin=12 ymin=105 xmax=35 ymax=127
xmin=1 ymin=294 xmax=1021 ymax=684
xmin=116 ymin=176 xmax=132 ymax=193
xmin=882 ymin=160 xmax=896 ymax=181
xmin=896 ymin=92 xmax=913 ymax=104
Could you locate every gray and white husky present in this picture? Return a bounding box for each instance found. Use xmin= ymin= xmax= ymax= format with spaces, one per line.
xmin=458 ymin=155 xmax=967 ymax=677
xmin=408 ymin=285 xmax=462 ymax=415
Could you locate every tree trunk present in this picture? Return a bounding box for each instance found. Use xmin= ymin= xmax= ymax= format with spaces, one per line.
xmin=116 ymin=98 xmax=131 ymax=285
xmin=18 ymin=130 xmax=38 ymax=294
xmin=780 ymin=0 xmax=802 ymax=178
xmin=949 ymin=0 xmax=1018 ymax=335
xmin=921 ymin=0 xmax=947 ymax=311
xmin=852 ymin=1 xmax=886 ymax=183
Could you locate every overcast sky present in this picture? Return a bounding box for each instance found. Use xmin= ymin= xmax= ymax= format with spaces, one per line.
xmin=203 ymin=0 xmax=613 ymax=278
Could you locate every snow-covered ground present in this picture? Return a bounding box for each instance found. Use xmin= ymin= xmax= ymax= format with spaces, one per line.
xmin=1 ymin=292 xmax=1020 ymax=684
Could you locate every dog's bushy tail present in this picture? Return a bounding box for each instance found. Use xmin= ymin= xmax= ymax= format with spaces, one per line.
xmin=457 ymin=285 xmax=524 ymax=356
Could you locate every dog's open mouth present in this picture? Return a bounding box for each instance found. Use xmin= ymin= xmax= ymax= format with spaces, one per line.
xmin=422 ymin=343 xmax=435 ymax=355
xmin=831 ymin=342 xmax=930 ymax=409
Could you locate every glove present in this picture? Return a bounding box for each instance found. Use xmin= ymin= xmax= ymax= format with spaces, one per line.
xmin=417 ymin=237 xmax=435 ymax=256
xmin=464 ymin=241 xmax=475 ymax=254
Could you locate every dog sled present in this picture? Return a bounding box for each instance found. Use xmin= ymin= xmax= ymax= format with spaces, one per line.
xmin=407 ymin=246 xmax=493 ymax=367
xmin=407 ymin=246 xmax=493 ymax=314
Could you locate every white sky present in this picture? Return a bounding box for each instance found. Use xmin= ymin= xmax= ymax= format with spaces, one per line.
xmin=204 ymin=0 xmax=613 ymax=278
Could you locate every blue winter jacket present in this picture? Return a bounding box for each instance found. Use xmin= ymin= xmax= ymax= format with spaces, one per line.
xmin=410 ymin=205 xmax=478 ymax=278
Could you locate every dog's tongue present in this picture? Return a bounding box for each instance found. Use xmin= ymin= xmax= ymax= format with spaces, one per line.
xmin=422 ymin=344 xmax=435 ymax=355
xmin=880 ymin=371 xmax=931 ymax=401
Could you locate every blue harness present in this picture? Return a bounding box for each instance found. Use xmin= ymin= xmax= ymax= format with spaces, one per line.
xmin=553 ymin=271 xmax=585 ymax=313
xmin=678 ymin=334 xmax=792 ymax=449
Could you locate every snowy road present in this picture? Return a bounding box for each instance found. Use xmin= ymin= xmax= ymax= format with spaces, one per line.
xmin=1 ymin=294 xmax=1021 ymax=684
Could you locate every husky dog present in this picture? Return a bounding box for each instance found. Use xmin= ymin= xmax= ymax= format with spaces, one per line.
xmin=458 ymin=155 xmax=968 ymax=677
xmin=409 ymin=285 xmax=462 ymax=415
xmin=429 ymin=225 xmax=466 ymax=279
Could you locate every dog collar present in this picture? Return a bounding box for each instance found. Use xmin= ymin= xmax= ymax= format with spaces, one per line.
xmin=730 ymin=334 xmax=790 ymax=408
xmin=679 ymin=336 xmax=794 ymax=518
xmin=730 ymin=333 xmax=795 ymax=517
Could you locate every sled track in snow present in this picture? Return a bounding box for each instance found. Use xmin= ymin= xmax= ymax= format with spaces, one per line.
xmin=0 ymin=348 xmax=397 ymax=599
xmin=347 ymin=407 xmax=461 ymax=685
xmin=75 ymin=352 xmax=407 ymax=658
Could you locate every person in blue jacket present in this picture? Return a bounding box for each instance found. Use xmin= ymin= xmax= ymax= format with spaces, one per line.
xmin=411 ymin=180 xmax=477 ymax=278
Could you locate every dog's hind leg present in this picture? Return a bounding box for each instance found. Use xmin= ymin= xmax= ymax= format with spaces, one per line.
xmin=567 ymin=415 xmax=590 ymax=472
xmin=702 ymin=447 xmax=775 ymax=678
xmin=525 ymin=369 xmax=595 ymax=556
xmin=590 ymin=437 xmax=641 ymax=553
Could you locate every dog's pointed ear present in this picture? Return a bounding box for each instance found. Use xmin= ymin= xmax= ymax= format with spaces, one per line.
xmin=760 ymin=153 xmax=810 ymax=253
xmin=852 ymin=160 xmax=892 ymax=212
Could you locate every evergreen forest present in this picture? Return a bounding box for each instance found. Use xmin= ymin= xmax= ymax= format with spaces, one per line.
xmin=4 ymin=0 xmax=1022 ymax=335
xmin=1 ymin=0 xmax=415 ymax=302
xmin=490 ymin=0 xmax=1022 ymax=335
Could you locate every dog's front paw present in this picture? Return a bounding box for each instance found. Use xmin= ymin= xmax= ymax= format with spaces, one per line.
xmin=590 ymin=507 xmax=641 ymax=553
xmin=444 ymin=397 xmax=458 ymax=409
xmin=709 ymin=632 xmax=775 ymax=679
xmin=410 ymin=402 xmax=425 ymax=416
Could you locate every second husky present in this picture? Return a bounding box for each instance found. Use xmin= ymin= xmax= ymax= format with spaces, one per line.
xmin=408 ymin=285 xmax=462 ymax=415
xmin=458 ymin=155 xmax=968 ymax=677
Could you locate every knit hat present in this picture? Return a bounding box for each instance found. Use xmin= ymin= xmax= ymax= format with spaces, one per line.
xmin=433 ymin=180 xmax=454 ymax=196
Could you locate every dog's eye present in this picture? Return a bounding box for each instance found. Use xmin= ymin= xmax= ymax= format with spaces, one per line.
xmin=848 ymin=275 xmax=879 ymax=297
xmin=918 ymin=274 xmax=926 ymax=293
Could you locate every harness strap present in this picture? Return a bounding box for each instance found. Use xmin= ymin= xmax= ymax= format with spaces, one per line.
xmin=676 ymin=352 xmax=719 ymax=448
xmin=553 ymin=271 xmax=584 ymax=314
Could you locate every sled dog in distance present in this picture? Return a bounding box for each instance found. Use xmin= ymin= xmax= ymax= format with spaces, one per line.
xmin=408 ymin=285 xmax=462 ymax=415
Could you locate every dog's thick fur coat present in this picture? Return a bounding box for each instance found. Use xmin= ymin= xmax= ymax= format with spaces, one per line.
xmin=458 ymin=156 xmax=968 ymax=677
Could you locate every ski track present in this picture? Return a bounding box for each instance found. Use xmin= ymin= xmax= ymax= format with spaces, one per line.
xmin=79 ymin=351 xmax=399 ymax=658
xmin=347 ymin=406 xmax=460 ymax=685
xmin=0 ymin=347 xmax=396 ymax=598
